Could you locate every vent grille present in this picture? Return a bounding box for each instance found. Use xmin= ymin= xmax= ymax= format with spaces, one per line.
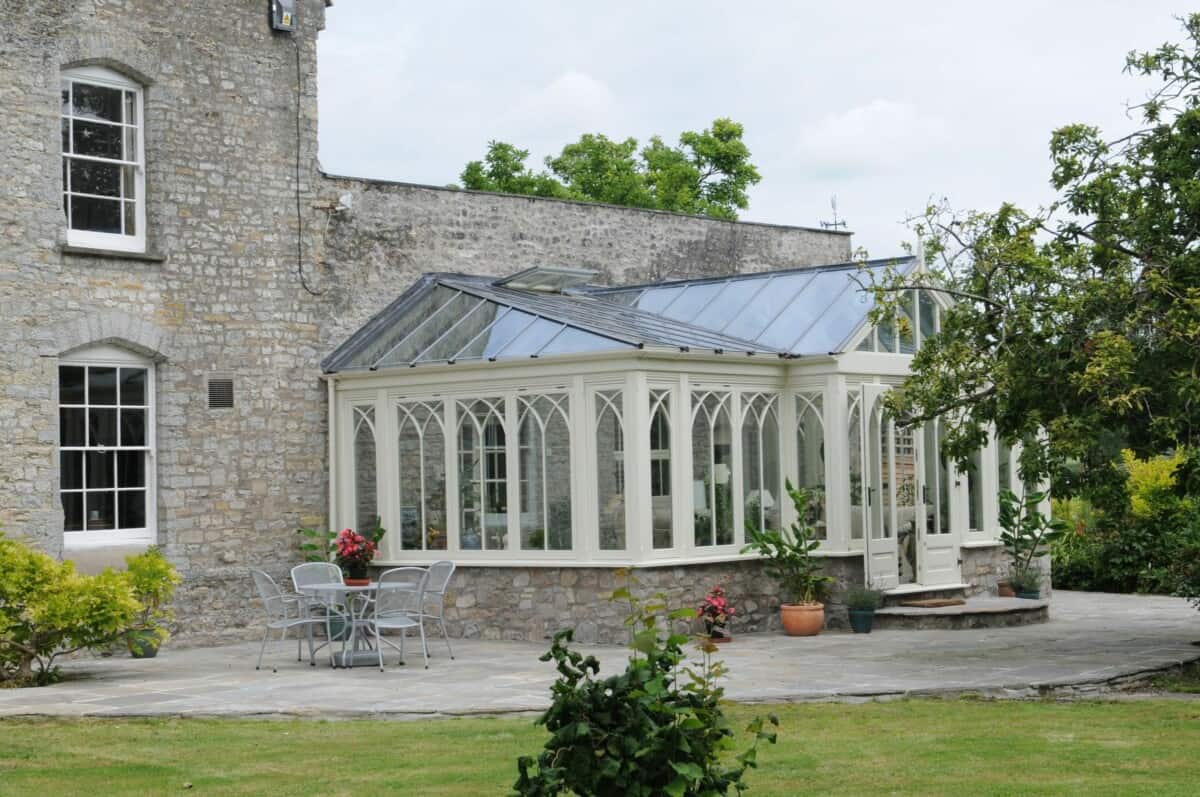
xmin=207 ymin=377 xmax=234 ymax=409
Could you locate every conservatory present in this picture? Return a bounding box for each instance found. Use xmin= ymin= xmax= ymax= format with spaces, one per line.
xmin=322 ymin=259 xmax=1019 ymax=594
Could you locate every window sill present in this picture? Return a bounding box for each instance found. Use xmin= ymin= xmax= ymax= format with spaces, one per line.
xmin=61 ymin=245 xmax=166 ymax=263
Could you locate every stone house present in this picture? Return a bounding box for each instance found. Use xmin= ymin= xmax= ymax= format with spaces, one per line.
xmin=1 ymin=0 xmax=1020 ymax=644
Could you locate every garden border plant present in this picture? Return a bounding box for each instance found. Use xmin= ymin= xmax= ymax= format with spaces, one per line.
xmin=513 ymin=571 xmax=777 ymax=796
xmin=0 ymin=534 xmax=179 ymax=686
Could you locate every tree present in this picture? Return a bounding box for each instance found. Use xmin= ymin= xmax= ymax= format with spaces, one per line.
xmin=459 ymin=118 xmax=761 ymax=220
xmin=864 ymin=15 xmax=1200 ymax=504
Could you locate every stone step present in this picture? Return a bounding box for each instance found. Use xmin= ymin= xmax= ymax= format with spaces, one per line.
xmin=880 ymin=584 xmax=969 ymax=608
xmin=872 ymin=596 xmax=1049 ymax=630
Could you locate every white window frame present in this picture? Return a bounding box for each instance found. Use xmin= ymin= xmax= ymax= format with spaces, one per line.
xmin=60 ymin=344 xmax=156 ymax=549
xmin=61 ymin=66 xmax=147 ymax=253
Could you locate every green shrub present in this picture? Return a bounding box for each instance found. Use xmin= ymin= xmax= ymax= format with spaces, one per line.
xmin=123 ymin=547 xmax=183 ymax=649
xmin=0 ymin=534 xmax=140 ymax=685
xmin=1051 ymin=449 xmax=1199 ymax=594
xmin=513 ymin=574 xmax=777 ymax=796
xmin=844 ymin=585 xmax=882 ymax=611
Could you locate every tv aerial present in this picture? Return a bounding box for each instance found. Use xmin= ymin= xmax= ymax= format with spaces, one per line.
xmin=820 ymin=195 xmax=847 ymax=230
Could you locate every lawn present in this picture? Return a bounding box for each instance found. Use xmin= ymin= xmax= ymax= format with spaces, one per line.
xmin=2 ymin=700 xmax=1199 ymax=795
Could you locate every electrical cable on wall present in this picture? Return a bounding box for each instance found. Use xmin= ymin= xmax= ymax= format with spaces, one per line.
xmin=293 ymin=36 xmax=322 ymax=297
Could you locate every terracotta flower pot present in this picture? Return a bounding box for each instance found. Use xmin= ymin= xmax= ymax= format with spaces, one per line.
xmin=997 ymin=581 xmax=1016 ymax=598
xmin=343 ymin=577 xmax=370 ymax=587
xmin=780 ymin=602 xmax=824 ymax=636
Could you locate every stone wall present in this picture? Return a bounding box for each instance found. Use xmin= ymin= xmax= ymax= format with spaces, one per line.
xmin=0 ymin=1 xmax=853 ymax=643
xmin=962 ymin=545 xmax=1053 ymax=598
xmin=414 ymin=555 xmax=864 ymax=645
xmin=311 ymin=176 xmax=852 ymax=369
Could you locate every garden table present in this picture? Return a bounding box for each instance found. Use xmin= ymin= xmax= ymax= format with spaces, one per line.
xmin=297 ymin=580 xmax=417 ymax=668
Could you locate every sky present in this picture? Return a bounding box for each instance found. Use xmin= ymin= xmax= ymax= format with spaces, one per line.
xmin=316 ymin=1 xmax=1189 ymax=257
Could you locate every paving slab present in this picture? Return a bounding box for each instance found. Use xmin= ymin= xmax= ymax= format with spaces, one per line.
xmin=0 ymin=591 xmax=1196 ymax=718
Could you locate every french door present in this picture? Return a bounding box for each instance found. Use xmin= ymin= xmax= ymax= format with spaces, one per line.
xmin=861 ymin=386 xmax=959 ymax=589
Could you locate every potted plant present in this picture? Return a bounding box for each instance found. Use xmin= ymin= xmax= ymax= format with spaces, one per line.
xmin=1009 ymin=565 xmax=1043 ymax=600
xmin=333 ymin=526 xmax=385 ymax=585
xmin=844 ymin=585 xmax=883 ymax=633
xmin=696 ymin=585 xmax=736 ymax=642
xmin=122 ymin=547 xmax=182 ymax=659
xmin=999 ymin=488 xmax=1064 ymax=602
xmin=741 ymin=479 xmax=834 ymax=636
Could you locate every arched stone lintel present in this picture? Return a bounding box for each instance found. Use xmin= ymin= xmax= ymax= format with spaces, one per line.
xmin=53 ymin=310 xmax=172 ymax=363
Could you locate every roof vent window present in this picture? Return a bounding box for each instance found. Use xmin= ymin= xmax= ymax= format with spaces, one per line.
xmin=494 ymin=266 xmax=597 ymax=293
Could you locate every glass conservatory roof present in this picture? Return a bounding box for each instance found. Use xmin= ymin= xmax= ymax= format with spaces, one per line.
xmin=322 ymin=257 xmax=915 ymax=373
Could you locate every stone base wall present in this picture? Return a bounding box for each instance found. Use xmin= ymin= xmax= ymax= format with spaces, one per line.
xmin=166 ymin=547 xmax=1052 ymax=647
xmin=962 ymin=545 xmax=1053 ymax=598
xmin=163 ymin=556 xmax=865 ymax=647
xmin=408 ymin=556 xmax=864 ymax=646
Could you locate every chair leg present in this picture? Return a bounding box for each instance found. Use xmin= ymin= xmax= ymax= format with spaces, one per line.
xmin=297 ymin=629 xmax=302 ymax=662
xmin=419 ymin=618 xmax=429 ymax=669
xmin=256 ymin=626 xmax=270 ymax=671
xmin=373 ymin=621 xmax=384 ymax=672
xmin=306 ymin=623 xmax=316 ymax=666
xmin=399 ymin=627 xmax=406 ymax=666
xmin=439 ymin=608 xmax=454 ymax=660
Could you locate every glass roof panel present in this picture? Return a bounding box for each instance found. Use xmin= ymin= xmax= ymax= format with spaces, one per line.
xmin=346 ymin=285 xmax=456 ymax=368
xmin=414 ymin=302 xmax=508 ymax=363
xmin=688 ymin=278 xmax=768 ymax=332
xmin=632 ymin=286 xmax=685 ymax=314
xmin=470 ymin=309 xmax=538 ymax=360
xmin=722 ymin=272 xmax=815 ymax=342
xmin=753 ymin=269 xmax=849 ymax=349
xmin=789 ymin=280 xmax=875 ymax=354
xmin=493 ymin=318 xmax=565 ymax=358
xmin=374 ymin=293 xmax=482 ymax=367
xmin=604 ymin=289 xmax=644 ymax=307
xmin=537 ymin=327 xmax=627 ymax=356
xmin=660 ymin=283 xmax=724 ymax=322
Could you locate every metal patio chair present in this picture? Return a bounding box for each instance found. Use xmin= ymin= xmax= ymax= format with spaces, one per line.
xmin=291 ymin=561 xmax=351 ymax=661
xmin=420 ymin=560 xmax=457 ymax=660
xmin=250 ymin=569 xmax=324 ymax=670
xmin=367 ymin=566 xmax=431 ymax=671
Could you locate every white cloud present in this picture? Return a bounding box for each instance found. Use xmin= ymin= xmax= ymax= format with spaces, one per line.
xmin=794 ymin=100 xmax=948 ymax=179
xmin=502 ymin=71 xmax=621 ymax=142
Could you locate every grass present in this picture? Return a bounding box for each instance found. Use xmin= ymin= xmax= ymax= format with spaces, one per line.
xmin=1149 ymin=660 xmax=1200 ymax=693
xmin=2 ymin=700 xmax=1200 ymax=795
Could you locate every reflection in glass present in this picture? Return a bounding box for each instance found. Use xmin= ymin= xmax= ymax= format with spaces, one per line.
xmin=518 ymin=395 xmax=572 ymax=551
xmin=595 ymin=391 xmax=626 ymax=550
xmin=848 ymin=393 xmax=863 ymax=540
xmin=795 ymin=394 xmax=826 ymax=538
xmin=397 ymin=401 xmax=447 ymax=550
xmin=353 ymin=406 xmax=379 ymax=533
xmin=649 ymin=390 xmax=673 ymax=549
xmin=898 ymin=291 xmax=916 ymax=354
xmin=919 ymin=291 xmax=938 ymax=344
xmin=968 ymin=447 xmax=983 ymax=531
xmin=742 ymin=394 xmax=781 ymax=536
xmin=458 ymin=398 xmax=508 ymax=550
xmin=997 ymin=440 xmax=1012 ymax=494
xmin=692 ymin=392 xmax=734 ymax=546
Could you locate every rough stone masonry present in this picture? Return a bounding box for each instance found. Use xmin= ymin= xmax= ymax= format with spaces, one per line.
xmin=0 ymin=0 xmax=852 ymax=643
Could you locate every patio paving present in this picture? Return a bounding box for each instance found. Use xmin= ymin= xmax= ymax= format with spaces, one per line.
xmin=0 ymin=590 xmax=1196 ymax=718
